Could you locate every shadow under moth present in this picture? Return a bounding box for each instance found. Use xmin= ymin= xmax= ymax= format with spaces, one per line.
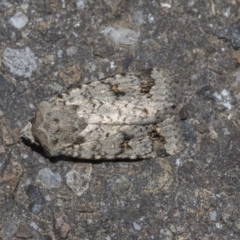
xmin=22 ymin=68 xmax=182 ymax=160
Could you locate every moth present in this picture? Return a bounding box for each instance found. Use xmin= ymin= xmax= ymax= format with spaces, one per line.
xmin=22 ymin=68 xmax=182 ymax=160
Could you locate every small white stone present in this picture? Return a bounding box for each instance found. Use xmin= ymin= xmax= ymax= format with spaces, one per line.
xmin=221 ymin=89 xmax=229 ymax=97
xmin=176 ymin=158 xmax=181 ymax=166
xmin=213 ymin=89 xmax=232 ymax=110
xmin=98 ymin=72 xmax=105 ymax=79
xmin=57 ymin=49 xmax=63 ymax=58
xmin=213 ymin=92 xmax=222 ymax=101
xmin=30 ymin=222 xmax=38 ymax=230
xmin=22 ymin=154 xmax=28 ymax=159
xmin=2 ymin=47 xmax=37 ymax=78
xmin=148 ymin=13 xmax=154 ymax=23
xmin=38 ymin=157 xmax=45 ymax=163
xmin=209 ymin=211 xmax=217 ymax=221
xmin=10 ymin=12 xmax=28 ymax=29
xmin=101 ymin=26 xmax=140 ymax=45
xmin=222 ymin=102 xmax=231 ymax=110
xmin=133 ymin=222 xmax=141 ymax=230
xmin=76 ymin=0 xmax=85 ymax=9
xmin=190 ymin=74 xmax=198 ymax=81
xmin=66 ymin=46 xmax=78 ymax=56
xmin=45 ymin=195 xmax=52 ymax=201
xmin=216 ymin=223 xmax=222 ymax=229
xmin=160 ymin=3 xmax=171 ymax=8
xmin=38 ymin=168 xmax=62 ymax=189
xmin=223 ymin=7 xmax=231 ymax=18
xmin=110 ymin=61 xmax=116 ymax=69
xmin=222 ymin=127 xmax=230 ymax=135
xmin=29 ymin=103 xmax=35 ymax=109
xmin=21 ymin=3 xmax=29 ymax=11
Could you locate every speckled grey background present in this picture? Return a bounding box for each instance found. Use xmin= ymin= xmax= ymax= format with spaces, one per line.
xmin=1 ymin=0 xmax=240 ymax=239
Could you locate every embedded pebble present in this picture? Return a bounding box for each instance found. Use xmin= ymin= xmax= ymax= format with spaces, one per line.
xmin=15 ymin=224 xmax=33 ymax=239
xmin=29 ymin=201 xmax=42 ymax=215
xmin=133 ymin=10 xmax=144 ymax=25
xmin=57 ymin=49 xmax=63 ymax=58
xmin=26 ymin=185 xmax=44 ymax=214
xmin=66 ymin=46 xmax=78 ymax=56
xmin=133 ymin=222 xmax=141 ymax=231
xmin=54 ymin=212 xmax=71 ymax=238
xmin=3 ymin=218 xmax=17 ymax=238
xmin=76 ymin=0 xmax=85 ymax=9
xmin=26 ymin=185 xmax=44 ymax=203
xmin=2 ymin=47 xmax=37 ymax=78
xmin=217 ymin=21 xmax=240 ymax=49
xmin=223 ymin=7 xmax=231 ymax=18
xmin=101 ymin=26 xmax=140 ymax=45
xmin=10 ymin=11 xmax=28 ymax=29
xmin=213 ymin=89 xmax=232 ymax=110
xmin=148 ymin=13 xmax=154 ymax=23
xmin=66 ymin=164 xmax=92 ymax=196
xmin=30 ymin=222 xmax=39 ymax=231
xmin=38 ymin=168 xmax=62 ymax=189
xmin=209 ymin=211 xmax=217 ymax=221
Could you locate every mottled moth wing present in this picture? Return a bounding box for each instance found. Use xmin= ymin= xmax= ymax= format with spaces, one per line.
xmin=23 ymin=68 xmax=182 ymax=159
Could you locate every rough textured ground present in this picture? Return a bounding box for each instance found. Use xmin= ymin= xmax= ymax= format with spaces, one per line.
xmin=1 ymin=0 xmax=240 ymax=239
